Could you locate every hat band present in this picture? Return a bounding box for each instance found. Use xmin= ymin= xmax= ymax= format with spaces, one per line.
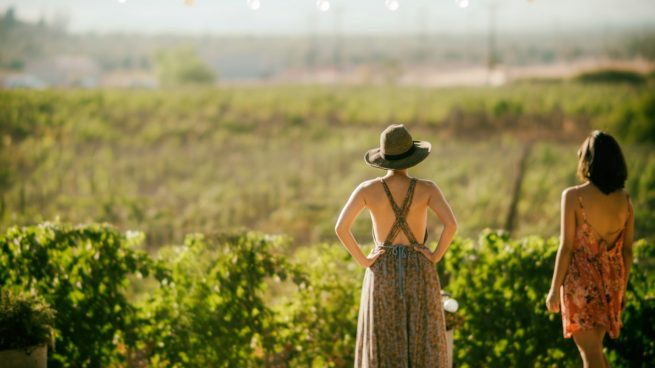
xmin=382 ymin=144 xmax=416 ymax=161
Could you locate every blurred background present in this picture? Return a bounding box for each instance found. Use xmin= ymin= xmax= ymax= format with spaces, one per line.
xmin=1 ymin=0 xmax=654 ymax=87
xmin=1 ymin=0 xmax=654 ymax=246
xmin=0 ymin=0 xmax=654 ymax=366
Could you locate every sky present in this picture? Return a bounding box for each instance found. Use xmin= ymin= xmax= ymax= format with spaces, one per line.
xmin=1 ymin=0 xmax=654 ymax=35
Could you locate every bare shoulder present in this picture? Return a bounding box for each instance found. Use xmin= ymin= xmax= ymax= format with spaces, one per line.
xmin=357 ymin=177 xmax=381 ymax=191
xmin=415 ymin=178 xmax=440 ymax=192
xmin=351 ymin=177 xmax=382 ymax=199
xmin=561 ymin=185 xmax=582 ymax=201
xmin=415 ymin=178 xmax=445 ymax=203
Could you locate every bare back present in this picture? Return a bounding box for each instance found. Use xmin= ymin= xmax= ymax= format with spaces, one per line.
xmin=360 ymin=176 xmax=437 ymax=245
xmin=335 ymin=170 xmax=456 ymax=267
xmin=574 ymin=183 xmax=631 ymax=246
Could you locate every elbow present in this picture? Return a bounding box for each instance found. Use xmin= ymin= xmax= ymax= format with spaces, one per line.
xmin=334 ymin=222 xmax=345 ymax=237
xmin=447 ymin=219 xmax=458 ymax=234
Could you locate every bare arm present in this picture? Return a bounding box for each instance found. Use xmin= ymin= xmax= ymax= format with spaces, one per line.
xmin=622 ymin=197 xmax=634 ymax=292
xmin=546 ymin=188 xmax=576 ymax=313
xmin=418 ymin=182 xmax=457 ymax=264
xmin=335 ymin=183 xmax=385 ymax=268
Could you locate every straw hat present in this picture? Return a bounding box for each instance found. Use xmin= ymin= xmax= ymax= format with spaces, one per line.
xmin=364 ymin=124 xmax=431 ymax=170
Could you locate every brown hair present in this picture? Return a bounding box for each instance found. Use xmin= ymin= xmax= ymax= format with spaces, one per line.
xmin=577 ymin=130 xmax=628 ymax=194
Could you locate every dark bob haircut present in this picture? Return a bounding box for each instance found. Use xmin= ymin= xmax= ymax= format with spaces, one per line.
xmin=577 ymin=130 xmax=628 ymax=194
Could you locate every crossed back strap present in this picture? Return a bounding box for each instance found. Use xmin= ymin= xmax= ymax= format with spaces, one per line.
xmin=379 ymin=177 xmax=425 ymax=245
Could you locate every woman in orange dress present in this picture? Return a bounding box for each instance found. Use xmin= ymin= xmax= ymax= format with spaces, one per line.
xmin=546 ymin=131 xmax=634 ymax=368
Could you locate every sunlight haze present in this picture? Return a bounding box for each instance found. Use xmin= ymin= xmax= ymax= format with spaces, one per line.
xmin=1 ymin=0 xmax=654 ymax=35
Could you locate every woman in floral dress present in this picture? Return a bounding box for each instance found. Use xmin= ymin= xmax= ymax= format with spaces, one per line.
xmin=546 ymin=131 xmax=634 ymax=368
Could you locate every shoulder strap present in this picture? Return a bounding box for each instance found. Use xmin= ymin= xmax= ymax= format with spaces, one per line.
xmin=380 ymin=178 xmax=421 ymax=245
xmin=623 ymin=192 xmax=632 ymax=228
xmin=577 ymin=195 xmax=589 ymax=224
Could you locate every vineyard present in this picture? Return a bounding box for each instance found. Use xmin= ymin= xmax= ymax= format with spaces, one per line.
xmin=1 ymin=224 xmax=653 ymax=367
xmin=1 ymin=80 xmax=654 ymax=366
xmin=1 ymin=82 xmax=654 ymax=248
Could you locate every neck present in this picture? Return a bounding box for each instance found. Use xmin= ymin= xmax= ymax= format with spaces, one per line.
xmin=385 ymin=169 xmax=409 ymax=177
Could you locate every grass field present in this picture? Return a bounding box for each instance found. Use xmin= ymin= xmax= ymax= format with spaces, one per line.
xmin=1 ymin=82 xmax=654 ymax=249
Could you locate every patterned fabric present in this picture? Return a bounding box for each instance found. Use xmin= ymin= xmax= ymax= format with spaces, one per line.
xmin=560 ymin=195 xmax=628 ymax=339
xmin=355 ymin=178 xmax=448 ymax=367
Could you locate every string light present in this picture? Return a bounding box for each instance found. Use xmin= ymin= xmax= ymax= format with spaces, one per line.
xmin=316 ymin=0 xmax=330 ymax=12
xmin=385 ymin=0 xmax=399 ymax=11
xmin=116 ymin=0 xmax=536 ymax=10
xmin=456 ymin=0 xmax=470 ymax=8
xmin=247 ymin=0 xmax=261 ymax=10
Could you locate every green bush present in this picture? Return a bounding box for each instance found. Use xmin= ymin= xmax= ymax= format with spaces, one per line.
xmin=0 ymin=221 xmax=168 ymax=367
xmin=438 ymin=231 xmax=577 ymax=367
xmin=440 ymin=230 xmax=655 ymax=367
xmin=606 ymin=239 xmax=655 ymax=367
xmin=0 ymin=289 xmax=55 ymax=351
xmin=152 ymin=47 xmax=217 ymax=87
xmin=274 ymin=243 xmax=365 ymax=367
xmin=604 ymin=91 xmax=655 ymax=144
xmin=134 ymin=232 xmax=306 ymax=367
xmin=1 ymin=223 xmax=653 ymax=367
xmin=575 ymin=69 xmax=646 ymax=85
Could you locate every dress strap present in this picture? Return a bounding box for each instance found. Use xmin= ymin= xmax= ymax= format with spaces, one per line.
xmin=577 ymin=196 xmax=589 ymax=224
xmin=380 ymin=178 xmax=420 ymax=245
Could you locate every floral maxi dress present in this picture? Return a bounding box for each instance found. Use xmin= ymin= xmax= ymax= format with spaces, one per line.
xmin=560 ymin=195 xmax=629 ymax=339
xmin=355 ymin=178 xmax=448 ymax=367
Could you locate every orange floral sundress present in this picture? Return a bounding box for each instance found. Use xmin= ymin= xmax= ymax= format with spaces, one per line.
xmin=560 ymin=195 xmax=628 ymax=339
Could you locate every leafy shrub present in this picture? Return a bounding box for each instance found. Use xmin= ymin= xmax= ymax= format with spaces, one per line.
xmin=575 ymin=69 xmax=646 ymax=85
xmin=440 ymin=230 xmax=655 ymax=367
xmin=273 ymin=243 xmax=365 ymax=367
xmin=1 ymin=223 xmax=653 ymax=367
xmin=152 ymin=47 xmax=217 ymax=87
xmin=438 ymin=231 xmax=577 ymax=367
xmin=606 ymin=239 xmax=655 ymax=367
xmin=0 ymin=289 xmax=55 ymax=350
xmin=0 ymin=221 xmax=168 ymax=367
xmin=604 ymin=91 xmax=655 ymax=144
xmin=134 ymin=232 xmax=306 ymax=367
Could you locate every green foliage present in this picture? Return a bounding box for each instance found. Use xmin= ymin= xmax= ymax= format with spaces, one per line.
xmin=440 ymin=230 xmax=655 ymax=367
xmin=152 ymin=47 xmax=217 ymax=87
xmin=0 ymin=221 xmax=168 ymax=367
xmin=134 ymin=232 xmax=306 ymax=367
xmin=2 ymin=86 xmax=654 ymax=247
xmin=606 ymin=239 xmax=655 ymax=367
xmin=0 ymin=289 xmax=55 ymax=350
xmin=626 ymin=149 xmax=655 ymax=239
xmin=439 ymin=231 xmax=577 ymax=367
xmin=274 ymin=243 xmax=365 ymax=367
xmin=574 ymin=69 xmax=647 ymax=85
xmin=1 ymin=224 xmax=653 ymax=366
xmin=602 ymin=91 xmax=655 ymax=144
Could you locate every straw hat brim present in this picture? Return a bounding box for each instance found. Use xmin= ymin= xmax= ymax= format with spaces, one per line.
xmin=364 ymin=141 xmax=431 ymax=170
